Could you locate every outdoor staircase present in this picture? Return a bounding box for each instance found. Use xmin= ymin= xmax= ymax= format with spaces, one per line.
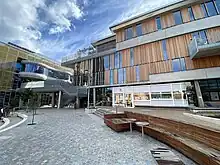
xmin=93 ymin=108 xmax=113 ymax=118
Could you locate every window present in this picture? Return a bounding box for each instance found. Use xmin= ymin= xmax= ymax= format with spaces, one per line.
xmin=162 ymin=40 xmax=168 ymax=60
xmin=136 ymin=66 xmax=140 ymax=82
xmin=188 ymin=7 xmax=195 ymax=21
xmin=104 ymin=55 xmax=109 ymax=70
xmin=161 ymin=92 xmax=172 ymax=99
xmin=114 ymin=52 xmax=119 ymax=68
xmin=205 ymin=1 xmax=218 ymax=16
xmin=118 ymin=68 xmax=124 ymax=84
xmin=180 ymin=58 xmax=186 ymax=71
xmin=192 ymin=30 xmax=208 ymax=44
xmin=123 ymin=68 xmax=126 ymax=83
xmin=119 ymin=52 xmax=122 ymax=68
xmin=199 ymin=30 xmax=208 ymax=43
xmin=210 ymin=92 xmax=220 ymax=100
xmin=172 ymin=58 xmax=186 ymax=72
xmin=173 ymin=91 xmax=182 ymax=99
xmin=173 ymin=11 xmax=183 ymax=25
xmin=215 ymin=0 xmax=220 ymax=13
xmin=136 ymin=24 xmax=142 ymax=36
xmin=151 ymin=92 xmax=161 ymax=99
xmin=202 ymin=92 xmax=211 ymax=101
xmin=201 ymin=3 xmax=208 ymax=17
xmin=208 ymin=80 xmax=218 ymax=89
xmin=110 ymin=70 xmax=114 ymax=85
xmin=125 ymin=27 xmax=133 ymax=40
xmin=130 ymin=48 xmax=134 ymax=66
xmin=156 ymin=17 xmax=162 ymax=30
xmin=134 ymin=93 xmax=150 ymax=100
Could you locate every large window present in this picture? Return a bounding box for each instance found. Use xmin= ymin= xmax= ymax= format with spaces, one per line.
xmin=136 ymin=24 xmax=142 ymax=36
xmin=130 ymin=48 xmax=134 ymax=66
xmin=104 ymin=55 xmax=109 ymax=70
xmin=48 ymin=69 xmax=69 ymax=80
xmin=172 ymin=58 xmax=186 ymax=72
xmin=25 ymin=63 xmax=44 ymax=74
xmin=118 ymin=68 xmax=124 ymax=84
xmin=156 ymin=17 xmax=162 ymax=30
xmin=125 ymin=27 xmax=133 ymax=40
xmin=151 ymin=92 xmax=161 ymax=99
xmin=162 ymin=40 xmax=168 ymax=60
xmin=114 ymin=52 xmax=119 ymax=69
xmin=136 ymin=65 xmax=140 ymax=82
xmin=173 ymin=91 xmax=182 ymax=99
xmin=205 ymin=1 xmax=218 ymax=16
xmin=123 ymin=68 xmax=126 ymax=83
xmin=119 ymin=52 xmax=122 ymax=68
xmin=134 ymin=93 xmax=150 ymax=100
xmin=173 ymin=11 xmax=183 ymax=25
xmin=192 ymin=30 xmax=208 ymax=44
xmin=161 ymin=92 xmax=172 ymax=99
xmin=188 ymin=7 xmax=195 ymax=21
xmin=201 ymin=4 xmax=208 ymax=17
xmin=215 ymin=0 xmax=220 ymax=13
xmin=110 ymin=70 xmax=114 ymax=85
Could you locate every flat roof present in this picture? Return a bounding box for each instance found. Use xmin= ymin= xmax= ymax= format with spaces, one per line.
xmin=110 ymin=0 xmax=202 ymax=32
xmin=92 ymin=34 xmax=116 ymax=47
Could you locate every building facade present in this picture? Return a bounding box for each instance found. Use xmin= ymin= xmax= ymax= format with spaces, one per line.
xmin=62 ymin=0 xmax=220 ymax=108
xmin=0 ymin=42 xmax=86 ymax=109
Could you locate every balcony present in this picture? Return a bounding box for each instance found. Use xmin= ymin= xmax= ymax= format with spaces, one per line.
xmin=188 ymin=38 xmax=220 ymax=59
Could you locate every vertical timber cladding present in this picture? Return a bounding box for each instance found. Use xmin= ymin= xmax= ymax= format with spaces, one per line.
xmin=181 ymin=8 xmax=191 ymax=23
xmin=206 ymin=27 xmax=220 ymax=43
xmin=192 ymin=4 xmax=204 ymax=19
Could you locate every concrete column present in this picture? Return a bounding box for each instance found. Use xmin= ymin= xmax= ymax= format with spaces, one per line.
xmin=93 ymin=88 xmax=96 ymax=107
xmin=57 ymin=91 xmax=62 ymax=109
xmin=194 ymin=80 xmax=205 ymax=107
xmin=51 ymin=93 xmax=55 ymax=108
xmin=76 ymin=97 xmax=80 ymax=109
xmin=87 ymin=88 xmax=90 ymax=108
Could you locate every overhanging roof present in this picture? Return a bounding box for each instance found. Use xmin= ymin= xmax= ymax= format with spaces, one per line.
xmin=110 ymin=0 xmax=203 ymax=32
xmin=91 ymin=34 xmax=116 ymax=47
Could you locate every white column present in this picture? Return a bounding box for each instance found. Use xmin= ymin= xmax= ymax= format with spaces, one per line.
xmin=57 ymin=91 xmax=62 ymax=109
xmin=93 ymin=88 xmax=96 ymax=107
xmin=87 ymin=88 xmax=90 ymax=108
xmin=194 ymin=81 xmax=204 ymax=107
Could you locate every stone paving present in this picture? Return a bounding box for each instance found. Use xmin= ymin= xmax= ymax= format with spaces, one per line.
xmin=0 ymin=109 xmax=197 ymax=165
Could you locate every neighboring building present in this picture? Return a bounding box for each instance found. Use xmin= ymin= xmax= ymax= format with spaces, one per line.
xmin=0 ymin=42 xmax=86 ymax=109
xmin=62 ymin=0 xmax=220 ymax=108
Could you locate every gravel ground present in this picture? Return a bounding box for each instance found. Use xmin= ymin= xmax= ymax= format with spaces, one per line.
xmin=0 ymin=109 xmax=197 ymax=165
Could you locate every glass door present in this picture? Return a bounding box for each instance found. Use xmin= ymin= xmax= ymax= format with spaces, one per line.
xmin=125 ymin=94 xmax=134 ymax=108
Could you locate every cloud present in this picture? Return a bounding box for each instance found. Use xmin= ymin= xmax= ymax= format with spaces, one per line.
xmin=46 ymin=0 xmax=83 ymax=34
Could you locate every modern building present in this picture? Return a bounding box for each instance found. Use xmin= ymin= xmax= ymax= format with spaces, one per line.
xmin=62 ymin=0 xmax=220 ymax=108
xmin=0 ymin=42 xmax=86 ymax=109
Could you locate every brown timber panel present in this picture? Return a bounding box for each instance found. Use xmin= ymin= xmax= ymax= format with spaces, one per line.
xmin=126 ymin=49 xmax=131 ymax=67
xmin=181 ymin=8 xmax=190 ymax=23
xmin=126 ymin=67 xmax=131 ymax=83
xmin=192 ymin=4 xmax=204 ymax=20
xmin=142 ymin=20 xmax=148 ymax=34
xmin=146 ymin=18 xmax=156 ymax=34
xmin=140 ymin=45 xmax=146 ymax=64
xmin=114 ymin=69 xmax=118 ymax=84
xmin=133 ymin=25 xmax=137 ymax=38
xmin=161 ymin=12 xmax=175 ymax=29
xmin=134 ymin=47 xmax=141 ymax=65
xmin=149 ymin=63 xmax=156 ymax=75
xmin=206 ymin=27 xmax=220 ymax=43
xmin=104 ymin=70 xmax=110 ymax=85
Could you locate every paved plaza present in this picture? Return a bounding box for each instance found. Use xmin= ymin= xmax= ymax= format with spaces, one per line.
xmin=0 ymin=109 xmax=196 ymax=165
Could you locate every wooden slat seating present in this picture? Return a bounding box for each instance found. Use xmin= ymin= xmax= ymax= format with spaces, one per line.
xmin=124 ymin=111 xmax=220 ymax=165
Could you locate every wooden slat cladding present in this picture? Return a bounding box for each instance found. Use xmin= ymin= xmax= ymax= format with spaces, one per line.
xmin=116 ymin=30 xmax=124 ymax=43
xmin=104 ymin=70 xmax=110 ymax=85
xmin=181 ymin=8 xmax=190 ymax=23
xmin=140 ymin=64 xmax=149 ymax=81
xmin=114 ymin=69 xmax=118 ymax=84
xmin=122 ymin=49 xmax=130 ymax=67
xmin=110 ymin=53 xmax=114 ymax=69
xmin=145 ymin=18 xmax=157 ymax=34
xmin=161 ymin=13 xmax=175 ymax=29
xmin=206 ymin=27 xmax=220 ymax=43
xmin=192 ymin=4 xmax=204 ymax=20
xmin=134 ymin=47 xmax=141 ymax=65
xmin=126 ymin=67 xmax=131 ymax=83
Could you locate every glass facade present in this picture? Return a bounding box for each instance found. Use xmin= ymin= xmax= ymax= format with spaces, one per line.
xmin=173 ymin=11 xmax=183 ymax=25
xmin=125 ymin=27 xmax=133 ymax=40
xmin=192 ymin=30 xmax=208 ymax=43
xmin=188 ymin=7 xmax=195 ymax=21
xmin=110 ymin=70 xmax=114 ymax=85
xmin=119 ymin=52 xmax=122 ymax=68
xmin=114 ymin=52 xmax=119 ymax=68
xmin=118 ymin=68 xmax=124 ymax=84
xmin=201 ymin=3 xmax=208 ymax=17
xmin=136 ymin=24 xmax=142 ymax=36
xmin=162 ymin=40 xmax=168 ymax=60
xmin=25 ymin=63 xmax=44 ymax=74
xmin=156 ymin=17 xmax=162 ymax=30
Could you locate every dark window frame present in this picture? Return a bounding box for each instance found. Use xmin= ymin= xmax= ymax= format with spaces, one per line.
xmin=162 ymin=40 xmax=168 ymax=61
xmin=205 ymin=1 xmax=218 ymax=16
xmin=173 ymin=10 xmax=183 ymax=25
xmin=188 ymin=7 xmax=195 ymax=21
xmin=156 ymin=16 xmax=162 ymax=30
xmin=125 ymin=27 xmax=133 ymax=40
xmin=136 ymin=23 xmax=142 ymax=37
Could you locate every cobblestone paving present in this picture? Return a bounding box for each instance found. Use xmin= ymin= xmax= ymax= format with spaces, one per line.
xmin=0 ymin=109 xmax=197 ymax=165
